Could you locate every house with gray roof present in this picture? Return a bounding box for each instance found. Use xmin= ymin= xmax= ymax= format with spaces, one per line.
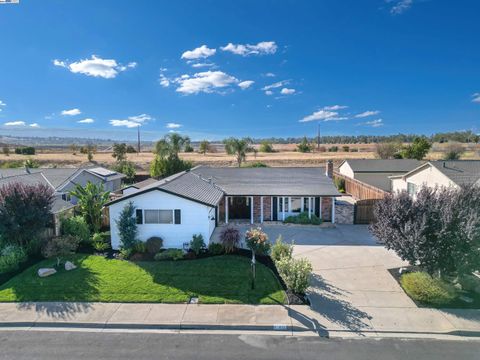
xmin=338 ymin=159 xmax=424 ymax=192
xmin=107 ymin=165 xmax=341 ymax=249
xmin=391 ymin=160 xmax=480 ymax=196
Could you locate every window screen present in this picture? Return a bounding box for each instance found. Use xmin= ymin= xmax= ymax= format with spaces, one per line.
xmin=144 ymin=210 xmax=173 ymax=224
xmin=291 ymin=197 xmax=301 ymax=213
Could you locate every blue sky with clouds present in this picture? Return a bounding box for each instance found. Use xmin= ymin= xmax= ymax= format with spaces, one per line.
xmin=0 ymin=0 xmax=479 ymax=141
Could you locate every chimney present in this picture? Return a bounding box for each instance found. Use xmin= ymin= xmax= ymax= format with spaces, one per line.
xmin=325 ymin=160 xmax=333 ymax=178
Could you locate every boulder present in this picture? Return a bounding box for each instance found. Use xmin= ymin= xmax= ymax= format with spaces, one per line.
xmin=64 ymin=261 xmax=77 ymax=271
xmin=398 ymin=267 xmax=410 ymax=275
xmin=38 ymin=268 xmax=56 ymax=277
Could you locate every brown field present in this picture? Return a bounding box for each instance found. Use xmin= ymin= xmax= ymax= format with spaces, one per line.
xmin=1 ymin=142 xmax=478 ymax=173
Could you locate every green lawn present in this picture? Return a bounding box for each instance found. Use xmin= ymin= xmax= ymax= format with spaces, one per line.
xmin=0 ymin=254 xmax=286 ymax=304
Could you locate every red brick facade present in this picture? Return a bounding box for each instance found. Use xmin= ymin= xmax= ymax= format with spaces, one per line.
xmin=321 ymin=197 xmax=332 ymax=221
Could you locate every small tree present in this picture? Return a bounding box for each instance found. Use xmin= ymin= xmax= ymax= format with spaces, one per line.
xmin=245 ymin=227 xmax=270 ymax=289
xmin=69 ymin=144 xmax=78 ymax=155
xmin=375 ymin=142 xmax=401 ymax=159
xmin=70 ymin=182 xmax=110 ymax=233
xmin=113 ymin=161 xmax=136 ymax=184
xmin=116 ymin=202 xmax=138 ymax=250
xmin=0 ymin=183 xmax=54 ymax=250
xmin=150 ymin=154 xmax=192 ymax=178
xmin=126 ymin=145 xmax=137 ymax=153
xmin=444 ymin=142 xmax=464 ymax=160
xmin=259 ymin=141 xmax=274 ymax=153
xmin=401 ymin=137 xmax=431 ymax=160
xmin=112 ymin=143 xmax=128 ymax=162
xmin=199 ymin=140 xmax=210 ymax=155
xmin=2 ymin=146 xmax=10 ymax=157
xmin=24 ymin=158 xmax=39 ymax=168
xmin=223 ymin=137 xmax=253 ymax=167
xmin=297 ymin=137 xmax=312 ymax=153
xmin=42 ymin=235 xmax=80 ymax=267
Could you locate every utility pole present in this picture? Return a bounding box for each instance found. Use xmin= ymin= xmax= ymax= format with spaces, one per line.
xmin=317 ymin=122 xmax=320 ymax=151
xmin=137 ymin=125 xmax=141 ymax=154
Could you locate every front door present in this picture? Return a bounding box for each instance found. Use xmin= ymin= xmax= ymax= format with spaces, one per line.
xmin=229 ymin=196 xmax=250 ymax=220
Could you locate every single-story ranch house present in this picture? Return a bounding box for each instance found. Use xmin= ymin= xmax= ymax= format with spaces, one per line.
xmin=107 ymin=165 xmax=341 ymax=249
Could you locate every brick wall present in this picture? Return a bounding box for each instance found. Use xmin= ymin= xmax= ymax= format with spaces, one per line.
xmin=321 ymin=197 xmax=332 ymax=222
xmin=263 ymin=196 xmax=272 ymax=221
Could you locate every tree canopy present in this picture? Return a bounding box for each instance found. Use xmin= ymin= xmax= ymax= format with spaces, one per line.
xmin=223 ymin=137 xmax=253 ymax=167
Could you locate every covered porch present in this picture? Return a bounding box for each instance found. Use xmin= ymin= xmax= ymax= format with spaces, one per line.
xmin=217 ymin=195 xmax=336 ymax=225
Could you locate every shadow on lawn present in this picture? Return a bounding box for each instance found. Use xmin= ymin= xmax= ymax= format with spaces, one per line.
xmin=3 ymin=256 xmax=99 ymax=319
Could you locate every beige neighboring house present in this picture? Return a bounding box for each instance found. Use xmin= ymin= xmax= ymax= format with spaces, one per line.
xmin=390 ymin=160 xmax=480 ymax=196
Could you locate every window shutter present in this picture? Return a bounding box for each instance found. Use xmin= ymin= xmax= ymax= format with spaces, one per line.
xmin=136 ymin=209 xmax=143 ymax=224
xmin=174 ymin=209 xmax=181 ymax=224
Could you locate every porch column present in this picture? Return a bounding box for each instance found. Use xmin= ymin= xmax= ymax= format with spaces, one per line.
xmin=260 ymin=196 xmax=264 ymax=223
xmin=250 ymin=196 xmax=254 ymax=224
xmin=319 ymin=197 xmax=323 ymax=219
xmin=225 ymin=196 xmax=229 ymax=224
xmin=331 ymin=197 xmax=335 ymax=224
xmin=308 ymin=197 xmax=312 ymax=219
xmin=282 ymin=197 xmax=286 ymax=221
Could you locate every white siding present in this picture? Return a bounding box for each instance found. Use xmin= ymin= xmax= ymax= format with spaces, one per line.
xmin=391 ymin=165 xmax=459 ymax=195
xmin=109 ymin=190 xmax=215 ymax=250
xmin=338 ymin=162 xmax=354 ymax=178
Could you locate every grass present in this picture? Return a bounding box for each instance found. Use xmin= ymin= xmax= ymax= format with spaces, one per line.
xmin=400 ymin=272 xmax=456 ymax=306
xmin=0 ymin=254 xmax=286 ymax=304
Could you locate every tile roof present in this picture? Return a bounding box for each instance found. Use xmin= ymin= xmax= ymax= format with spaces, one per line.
xmin=341 ymin=159 xmax=424 ymax=173
xmin=429 ymin=160 xmax=480 ymax=186
xmin=191 ymin=166 xmax=340 ymax=196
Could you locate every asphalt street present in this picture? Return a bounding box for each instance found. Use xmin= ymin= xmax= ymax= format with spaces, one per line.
xmin=0 ymin=331 xmax=479 ymax=360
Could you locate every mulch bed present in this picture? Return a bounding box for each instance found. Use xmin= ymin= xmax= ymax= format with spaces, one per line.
xmin=388 ymin=266 xmax=480 ymax=309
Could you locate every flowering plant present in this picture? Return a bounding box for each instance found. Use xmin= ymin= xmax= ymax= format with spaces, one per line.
xmin=245 ymin=227 xmax=270 ymax=255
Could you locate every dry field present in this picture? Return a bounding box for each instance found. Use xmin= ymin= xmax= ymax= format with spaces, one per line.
xmin=0 ymin=142 xmax=478 ymax=173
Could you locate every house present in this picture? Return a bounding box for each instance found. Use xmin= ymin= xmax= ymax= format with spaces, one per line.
xmin=390 ymin=160 xmax=480 ymax=196
xmin=338 ymin=159 xmax=424 ymax=192
xmin=107 ymin=165 xmax=341 ymax=250
xmin=0 ymin=166 xmax=126 ymax=234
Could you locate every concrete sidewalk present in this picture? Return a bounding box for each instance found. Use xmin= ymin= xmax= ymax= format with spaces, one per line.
xmin=1 ymin=302 xmax=479 ymax=338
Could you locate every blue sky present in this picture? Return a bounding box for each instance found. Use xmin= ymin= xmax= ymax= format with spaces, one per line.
xmin=0 ymin=0 xmax=479 ymax=141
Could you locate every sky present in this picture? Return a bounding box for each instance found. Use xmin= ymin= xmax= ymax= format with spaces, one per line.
xmin=0 ymin=0 xmax=479 ymax=141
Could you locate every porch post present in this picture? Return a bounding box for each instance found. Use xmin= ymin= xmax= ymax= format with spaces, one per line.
xmin=331 ymin=197 xmax=335 ymax=224
xmin=250 ymin=196 xmax=254 ymax=224
xmin=319 ymin=197 xmax=323 ymax=219
xmin=282 ymin=197 xmax=286 ymax=221
xmin=308 ymin=196 xmax=312 ymax=219
xmin=260 ymin=196 xmax=264 ymax=223
xmin=225 ymin=196 xmax=229 ymax=224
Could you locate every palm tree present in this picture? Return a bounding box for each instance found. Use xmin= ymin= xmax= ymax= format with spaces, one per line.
xmin=70 ymin=182 xmax=110 ymax=233
xmin=223 ymin=137 xmax=253 ymax=167
xmin=153 ymin=133 xmax=187 ymax=157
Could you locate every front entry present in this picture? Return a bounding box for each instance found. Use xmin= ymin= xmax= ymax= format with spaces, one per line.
xmin=229 ymin=196 xmax=251 ymax=220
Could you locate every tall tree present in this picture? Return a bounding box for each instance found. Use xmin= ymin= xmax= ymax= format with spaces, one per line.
xmin=70 ymin=182 xmax=110 ymax=233
xmin=112 ymin=143 xmax=128 ymax=162
xmin=223 ymin=137 xmax=253 ymax=167
xmin=199 ymin=140 xmax=210 ymax=155
xmin=116 ymin=201 xmax=138 ymax=250
xmin=401 ymin=137 xmax=432 ymax=160
xmin=150 ymin=133 xmax=192 ymax=178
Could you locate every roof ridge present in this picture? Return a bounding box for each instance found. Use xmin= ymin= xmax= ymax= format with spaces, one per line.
xmin=190 ymin=171 xmax=226 ymax=192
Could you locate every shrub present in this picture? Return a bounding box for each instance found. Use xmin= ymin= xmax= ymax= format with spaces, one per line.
xmin=350 ymin=148 xmax=359 ymax=152
xmin=220 ymin=227 xmax=240 ymax=253
xmin=190 ymin=234 xmax=205 ymax=255
xmin=297 ymin=137 xmax=312 ymax=153
xmin=271 ymin=235 xmax=293 ymax=263
xmin=245 ymin=227 xmax=270 ymax=256
xmin=242 ymin=161 xmax=268 ymax=168
xmin=208 ymin=242 xmax=224 ymax=256
xmin=0 ymin=245 xmax=28 ymax=274
xmin=133 ymin=241 xmax=147 ymax=254
xmin=334 ymin=177 xmax=345 ymax=193
xmin=328 ymin=146 xmax=338 ymax=152
xmin=400 ymin=272 xmax=456 ymax=305
xmin=342 ymin=145 xmax=350 ymax=152
xmin=116 ymin=202 xmax=138 ymax=250
xmin=15 ymin=147 xmax=35 ymax=155
xmin=318 ymin=146 xmax=327 ymax=152
xmin=92 ymin=236 xmax=110 ymax=252
xmin=146 ymin=236 xmax=163 ymax=254
xmin=284 ymin=212 xmax=321 ymax=225
xmin=41 ymin=235 xmax=80 ymax=267
xmin=259 ymin=141 xmax=274 ymax=153
xmin=61 ymin=216 xmax=90 ymax=244
xmin=276 ymin=257 xmax=313 ymax=294
xmin=154 ymin=249 xmax=184 ymax=261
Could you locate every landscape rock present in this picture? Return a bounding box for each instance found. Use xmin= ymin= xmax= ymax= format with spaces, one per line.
xmin=398 ymin=267 xmax=410 ymax=275
xmin=64 ymin=261 xmax=77 ymax=271
xmin=38 ymin=268 xmax=57 ymax=277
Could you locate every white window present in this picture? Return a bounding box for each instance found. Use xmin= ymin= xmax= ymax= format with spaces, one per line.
xmin=407 ymin=182 xmax=417 ymax=197
xmin=278 ymin=197 xmax=289 ymax=212
xmin=303 ymin=197 xmax=311 ymax=213
xmin=291 ymin=197 xmax=302 ymax=213
xmin=144 ymin=210 xmax=174 ymax=224
xmin=62 ymin=193 xmax=71 ymax=202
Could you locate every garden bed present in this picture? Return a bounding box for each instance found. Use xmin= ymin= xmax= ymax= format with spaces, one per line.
xmin=0 ymin=254 xmax=286 ymax=304
xmin=388 ymin=267 xmax=480 ymax=309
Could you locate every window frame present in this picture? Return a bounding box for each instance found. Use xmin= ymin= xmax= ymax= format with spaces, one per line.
xmin=144 ymin=209 xmax=174 ymax=224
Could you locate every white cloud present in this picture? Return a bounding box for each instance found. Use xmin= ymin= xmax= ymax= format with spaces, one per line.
xmin=191 ymin=62 xmax=215 ymax=68
xmin=280 ymin=88 xmax=295 ymax=95
xmin=166 ymin=123 xmax=182 ymax=129
xmin=4 ymin=121 xmax=26 ymax=126
xmin=109 ymin=114 xmax=152 ymax=128
xmin=363 ymin=119 xmax=384 ymax=127
xmin=472 ymin=93 xmax=480 ymax=103
xmin=61 ymin=108 xmax=81 ymax=116
xmin=53 ymin=55 xmax=136 ymax=79
xmin=159 ymin=74 xmax=170 ymax=87
xmin=29 ymin=123 xmax=40 ymax=128
xmin=387 ymin=0 xmax=413 ymax=15
xmin=181 ymin=45 xmax=216 ymax=60
xmin=0 ymin=100 xmax=5 ymax=112
xmin=355 ymin=110 xmax=380 ymax=118
xmin=221 ymin=41 xmax=277 ymax=56
xmin=265 ymin=90 xmax=273 ymax=96
xmin=262 ymin=80 xmax=289 ymax=91
xmin=323 ymin=105 xmax=348 ymax=111
xmin=238 ymin=80 xmax=254 ymax=90
xmin=175 ymin=71 xmax=238 ymax=94
xmin=78 ymin=118 xmax=94 ymax=124
xmin=264 ymin=72 xmax=276 ymax=77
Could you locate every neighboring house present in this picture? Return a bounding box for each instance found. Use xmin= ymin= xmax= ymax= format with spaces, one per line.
xmin=338 ymin=159 xmax=424 ymax=192
xmin=391 ymin=160 xmax=480 ymax=196
xmin=0 ymin=166 xmax=126 ymax=235
xmin=107 ymin=165 xmax=341 ymax=249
